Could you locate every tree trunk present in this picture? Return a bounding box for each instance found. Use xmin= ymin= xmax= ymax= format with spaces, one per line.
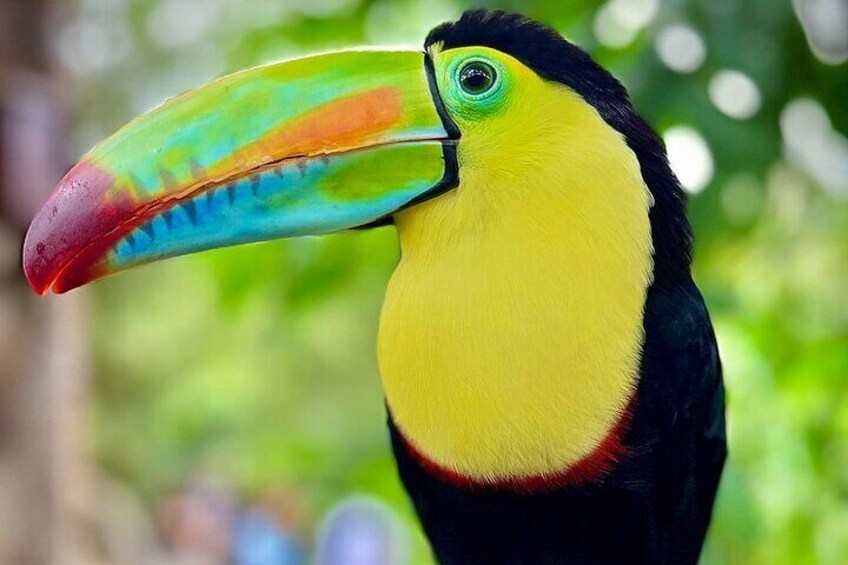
xmin=0 ymin=0 xmax=96 ymax=563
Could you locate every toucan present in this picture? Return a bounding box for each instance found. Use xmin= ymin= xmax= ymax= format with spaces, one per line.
xmin=22 ymin=10 xmax=726 ymax=565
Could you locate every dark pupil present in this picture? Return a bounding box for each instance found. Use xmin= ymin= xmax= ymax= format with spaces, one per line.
xmin=460 ymin=63 xmax=495 ymax=94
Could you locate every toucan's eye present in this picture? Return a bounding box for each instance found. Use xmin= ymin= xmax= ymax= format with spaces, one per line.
xmin=458 ymin=61 xmax=497 ymax=96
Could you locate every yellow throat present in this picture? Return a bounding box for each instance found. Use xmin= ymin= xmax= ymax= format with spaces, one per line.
xmin=378 ymin=48 xmax=655 ymax=482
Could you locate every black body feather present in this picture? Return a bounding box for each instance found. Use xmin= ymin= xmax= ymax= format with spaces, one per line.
xmin=388 ymin=10 xmax=726 ymax=564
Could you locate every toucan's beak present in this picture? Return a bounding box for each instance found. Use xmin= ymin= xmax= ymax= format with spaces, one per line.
xmin=23 ymin=50 xmax=459 ymax=295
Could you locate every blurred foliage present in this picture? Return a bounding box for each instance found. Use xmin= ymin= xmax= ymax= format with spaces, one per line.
xmin=58 ymin=0 xmax=848 ymax=563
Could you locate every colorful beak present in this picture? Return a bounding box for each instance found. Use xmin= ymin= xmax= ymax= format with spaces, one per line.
xmin=23 ymin=50 xmax=459 ymax=295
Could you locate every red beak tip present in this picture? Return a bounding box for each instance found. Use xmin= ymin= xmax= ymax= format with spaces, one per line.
xmin=22 ymin=238 xmax=54 ymax=296
xmin=22 ymin=161 xmax=125 ymax=296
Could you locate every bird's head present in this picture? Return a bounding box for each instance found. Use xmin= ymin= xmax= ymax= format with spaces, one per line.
xmin=23 ymin=10 xmax=688 ymax=295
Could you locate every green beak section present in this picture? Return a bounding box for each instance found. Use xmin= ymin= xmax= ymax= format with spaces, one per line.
xmin=23 ymin=49 xmax=458 ymax=294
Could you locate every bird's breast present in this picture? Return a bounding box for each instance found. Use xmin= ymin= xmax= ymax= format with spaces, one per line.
xmin=378 ymin=222 xmax=651 ymax=484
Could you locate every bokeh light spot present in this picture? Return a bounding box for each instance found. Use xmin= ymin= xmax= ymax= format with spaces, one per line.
xmin=793 ymin=0 xmax=848 ymax=64
xmin=663 ymin=126 xmax=714 ymax=194
xmin=146 ymin=0 xmax=221 ymax=49
xmin=780 ymin=98 xmax=848 ymax=197
xmin=709 ymin=70 xmax=762 ymax=120
xmin=654 ymin=24 xmax=707 ymax=73
xmin=593 ymin=0 xmax=660 ymax=49
xmin=55 ymin=19 xmax=132 ymax=75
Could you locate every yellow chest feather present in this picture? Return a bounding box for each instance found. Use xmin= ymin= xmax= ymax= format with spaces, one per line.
xmin=378 ymin=87 xmax=654 ymax=481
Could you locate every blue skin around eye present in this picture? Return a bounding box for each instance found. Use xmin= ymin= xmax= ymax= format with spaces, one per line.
xmin=440 ymin=55 xmax=511 ymax=121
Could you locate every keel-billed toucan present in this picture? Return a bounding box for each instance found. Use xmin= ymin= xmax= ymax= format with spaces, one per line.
xmin=23 ymin=10 xmax=726 ymax=564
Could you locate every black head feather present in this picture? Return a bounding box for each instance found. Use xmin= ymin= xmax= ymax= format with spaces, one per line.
xmin=427 ymin=9 xmax=694 ymax=282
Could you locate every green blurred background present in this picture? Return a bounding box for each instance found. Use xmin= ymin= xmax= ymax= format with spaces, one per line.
xmin=1 ymin=0 xmax=847 ymax=563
